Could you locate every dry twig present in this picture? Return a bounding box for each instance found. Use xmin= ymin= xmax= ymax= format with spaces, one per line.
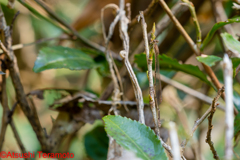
xmin=139 ymin=12 xmax=160 ymax=136
xmin=0 ymin=6 xmax=48 ymax=151
xmin=181 ymin=87 xmax=224 ymax=150
xmin=205 ymin=99 xmax=221 ymax=159
xmin=119 ymin=0 xmax=145 ymax=124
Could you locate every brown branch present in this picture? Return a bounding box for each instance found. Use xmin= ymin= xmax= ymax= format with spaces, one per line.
xmin=205 ymin=102 xmax=220 ymax=160
xmin=0 ymin=64 xmax=9 ymax=151
xmin=181 ymin=87 xmax=224 ymax=149
xmin=0 ymin=6 xmax=48 ymax=151
xmin=0 ymin=62 xmax=28 ymax=159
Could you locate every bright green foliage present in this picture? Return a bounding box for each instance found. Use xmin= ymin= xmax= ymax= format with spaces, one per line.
xmin=196 ymin=55 xmax=222 ymax=67
xmin=33 ymin=46 xmax=98 ymax=73
xmin=201 ymin=16 xmax=240 ymax=51
xmin=135 ymin=54 xmax=212 ymax=86
xmin=84 ymin=126 xmax=109 ymax=160
xmin=103 ymin=115 xmax=168 ymax=160
xmin=234 ymin=113 xmax=240 ymax=139
xmin=221 ymin=33 xmax=240 ymax=56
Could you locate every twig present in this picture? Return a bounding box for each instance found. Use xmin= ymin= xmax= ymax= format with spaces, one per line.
xmin=9 ymin=121 xmax=29 ymax=160
xmin=158 ymin=74 xmax=225 ymax=111
xmin=223 ymin=54 xmax=234 ymax=160
xmin=0 ymin=62 xmax=28 ymax=159
xmin=181 ymin=87 xmax=224 ymax=149
xmin=101 ymin=4 xmax=122 ymax=115
xmin=0 ymin=6 xmax=48 ymax=151
xmin=139 ymin=12 xmax=160 ymax=136
xmin=168 ymin=122 xmax=181 ymax=160
xmin=0 ymin=64 xmax=9 ymax=151
xmin=10 ymin=11 xmax=20 ymax=36
xmin=205 ymin=102 xmax=220 ymax=160
xmin=0 ymin=35 xmax=75 ymax=55
xmin=119 ymin=0 xmax=145 ymax=124
xmin=181 ymin=0 xmax=201 ymax=48
xmin=100 ymin=2 xmax=185 ymax=101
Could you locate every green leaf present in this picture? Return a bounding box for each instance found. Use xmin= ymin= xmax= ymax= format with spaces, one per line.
xmin=103 ymin=115 xmax=168 ymax=160
xmin=196 ymin=55 xmax=222 ymax=67
xmin=135 ymin=54 xmax=212 ymax=86
xmin=33 ymin=46 xmax=98 ymax=73
xmin=221 ymin=32 xmax=240 ymax=56
xmin=234 ymin=113 xmax=240 ymax=139
xmin=84 ymin=126 xmax=109 ymax=160
xmin=201 ymin=16 xmax=240 ymax=51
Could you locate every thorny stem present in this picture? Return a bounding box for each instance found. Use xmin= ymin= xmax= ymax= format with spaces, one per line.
xmin=205 ymin=102 xmax=220 ymax=160
xmin=139 ymin=13 xmax=160 ymax=137
xmin=181 ymin=0 xmax=202 ymax=48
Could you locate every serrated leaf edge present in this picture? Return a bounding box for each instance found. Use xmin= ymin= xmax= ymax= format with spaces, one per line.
xmin=103 ymin=115 xmax=162 ymax=160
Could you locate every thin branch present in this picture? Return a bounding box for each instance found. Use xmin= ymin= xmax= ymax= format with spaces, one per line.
xmin=139 ymin=12 xmax=160 ymax=136
xmin=0 ymin=64 xmax=9 ymax=151
xmin=205 ymin=102 xmax=220 ymax=160
xmin=119 ymin=0 xmax=145 ymax=124
xmin=0 ymin=62 xmax=28 ymax=159
xmin=169 ymin=122 xmax=181 ymax=160
xmin=223 ymin=54 xmax=234 ymax=160
xmin=9 ymin=121 xmax=29 ymax=160
xmin=0 ymin=6 xmax=48 ymax=151
xmin=181 ymin=87 xmax=224 ymax=149
xmin=181 ymin=0 xmax=201 ymax=48
xmin=101 ymin=4 xmax=122 ymax=115
xmin=0 ymin=35 xmax=75 ymax=55
xmin=100 ymin=2 xmax=186 ymax=101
